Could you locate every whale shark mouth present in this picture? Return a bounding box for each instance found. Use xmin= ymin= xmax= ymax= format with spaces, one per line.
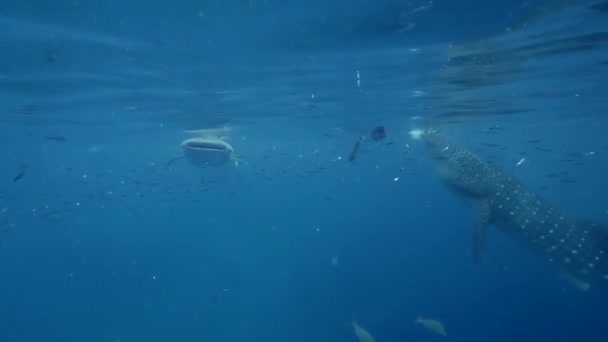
xmin=181 ymin=137 xmax=233 ymax=167
xmin=182 ymin=139 xmax=231 ymax=151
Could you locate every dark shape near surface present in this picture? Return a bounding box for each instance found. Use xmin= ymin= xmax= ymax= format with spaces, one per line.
xmin=370 ymin=126 xmax=386 ymax=142
xmin=422 ymin=129 xmax=608 ymax=291
xmin=348 ymin=136 xmax=364 ymax=162
xmin=13 ymin=168 xmax=26 ymax=182
xmin=44 ymin=136 xmax=67 ymax=142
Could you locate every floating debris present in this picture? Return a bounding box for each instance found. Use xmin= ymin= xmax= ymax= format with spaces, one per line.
xmin=13 ymin=167 xmax=26 ymax=182
xmin=370 ymin=126 xmax=386 ymax=142
xmin=516 ymin=157 xmax=526 ymax=167
xmin=348 ymin=136 xmax=364 ymax=162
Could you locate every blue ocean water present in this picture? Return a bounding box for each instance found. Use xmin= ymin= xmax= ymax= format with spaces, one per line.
xmin=1 ymin=0 xmax=608 ymax=341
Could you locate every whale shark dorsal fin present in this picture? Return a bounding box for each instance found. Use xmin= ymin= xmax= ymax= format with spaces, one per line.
xmin=472 ymin=197 xmax=491 ymax=265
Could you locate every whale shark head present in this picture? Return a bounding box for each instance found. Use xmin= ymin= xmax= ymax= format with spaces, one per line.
xmin=421 ymin=130 xmax=494 ymax=197
xmin=181 ymin=137 xmax=234 ymax=167
xmin=420 ymin=129 xmax=453 ymax=159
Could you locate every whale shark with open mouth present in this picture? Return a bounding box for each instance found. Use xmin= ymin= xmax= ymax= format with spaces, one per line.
xmin=165 ymin=126 xmax=244 ymax=169
xmin=181 ymin=136 xmax=234 ymax=167
xmin=417 ymin=128 xmax=608 ymax=291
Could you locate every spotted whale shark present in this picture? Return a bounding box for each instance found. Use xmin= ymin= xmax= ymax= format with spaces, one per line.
xmin=421 ymin=129 xmax=608 ymax=290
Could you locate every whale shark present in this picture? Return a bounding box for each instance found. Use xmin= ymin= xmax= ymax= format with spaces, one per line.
xmin=164 ymin=126 xmax=246 ymax=169
xmin=420 ymin=129 xmax=608 ymax=290
xmin=181 ymin=136 xmax=234 ymax=167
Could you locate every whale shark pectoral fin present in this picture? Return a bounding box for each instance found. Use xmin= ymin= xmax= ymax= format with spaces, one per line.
xmin=472 ymin=197 xmax=491 ymax=265
xmin=561 ymin=272 xmax=591 ymax=291
xmin=231 ymin=156 xmax=248 ymax=168
xmin=164 ymin=156 xmax=184 ymax=170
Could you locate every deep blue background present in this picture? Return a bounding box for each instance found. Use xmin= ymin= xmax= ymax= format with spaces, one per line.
xmin=1 ymin=0 xmax=608 ymax=341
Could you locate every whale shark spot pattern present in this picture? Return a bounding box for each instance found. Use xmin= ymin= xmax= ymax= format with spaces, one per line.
xmin=422 ymin=131 xmax=608 ymax=289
